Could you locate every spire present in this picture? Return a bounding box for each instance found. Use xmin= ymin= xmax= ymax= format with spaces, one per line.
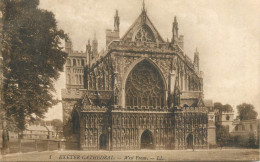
xmin=194 ymin=48 xmax=200 ymax=73
xmin=86 ymin=39 xmax=91 ymax=54
xmin=171 ymin=16 xmax=179 ymax=43
xmin=92 ymin=32 xmax=98 ymax=57
xmin=141 ymin=0 xmax=147 ymax=25
xmin=173 ymin=16 xmax=178 ymax=34
xmin=114 ymin=10 xmax=120 ymax=32
xmin=142 ymin=0 xmax=146 ymax=12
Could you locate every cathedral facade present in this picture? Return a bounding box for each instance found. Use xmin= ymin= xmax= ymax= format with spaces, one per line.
xmin=62 ymin=6 xmax=216 ymax=150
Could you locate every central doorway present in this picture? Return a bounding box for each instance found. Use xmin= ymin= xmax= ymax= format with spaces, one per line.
xmin=186 ymin=133 xmax=193 ymax=149
xmin=140 ymin=130 xmax=154 ymax=149
xmin=99 ymin=134 xmax=107 ymax=150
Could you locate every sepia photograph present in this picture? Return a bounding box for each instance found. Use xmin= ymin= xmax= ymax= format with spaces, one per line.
xmin=0 ymin=0 xmax=259 ymax=161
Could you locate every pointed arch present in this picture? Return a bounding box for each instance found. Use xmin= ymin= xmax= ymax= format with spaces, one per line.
xmin=122 ymin=58 xmax=167 ymax=90
xmin=121 ymin=11 xmax=165 ymax=43
xmin=72 ymin=109 xmax=80 ymax=135
xmin=140 ymin=129 xmax=154 ymax=149
xmin=123 ymin=58 xmax=166 ymax=108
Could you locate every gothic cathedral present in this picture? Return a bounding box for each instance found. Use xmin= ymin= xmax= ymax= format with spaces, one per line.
xmin=62 ymin=6 xmax=216 ymax=150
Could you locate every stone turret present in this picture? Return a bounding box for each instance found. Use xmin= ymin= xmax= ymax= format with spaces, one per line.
xmin=114 ymin=10 xmax=120 ymax=32
xmin=106 ymin=10 xmax=120 ymax=46
xmin=92 ymin=33 xmax=98 ymax=57
xmin=86 ymin=40 xmax=91 ymax=54
xmin=65 ymin=39 xmax=72 ymax=55
xmin=171 ymin=16 xmax=184 ymax=49
xmin=64 ymin=40 xmax=87 ymax=89
xmin=194 ymin=48 xmax=199 ymax=73
xmin=172 ymin=16 xmax=179 ymax=44
xmin=86 ymin=40 xmax=91 ymax=67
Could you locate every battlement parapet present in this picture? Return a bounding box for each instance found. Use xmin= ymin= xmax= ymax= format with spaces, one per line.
xmin=106 ymin=40 xmax=198 ymax=75
xmin=108 ymin=40 xmax=178 ymax=54
xmin=106 ymin=29 xmax=120 ymax=46
xmin=214 ymin=110 xmax=234 ymax=115
xmin=82 ymin=105 xmax=107 ymax=112
xmin=61 ymin=89 xmax=85 ymax=99
xmin=220 ymin=111 xmax=234 ymax=114
xmin=180 ymin=91 xmax=203 ymax=99
xmin=112 ymin=105 xmax=173 ymax=112
xmin=106 ymin=29 xmax=120 ymax=37
xmin=69 ymin=51 xmax=87 ymax=57
xmin=180 ymin=106 xmax=208 ymax=113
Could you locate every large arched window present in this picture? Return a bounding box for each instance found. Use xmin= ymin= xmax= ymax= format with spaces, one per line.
xmin=125 ymin=60 xmax=164 ymax=108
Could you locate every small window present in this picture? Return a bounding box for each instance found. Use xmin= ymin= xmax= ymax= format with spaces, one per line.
xmin=250 ymin=124 xmax=253 ymax=131
xmin=73 ymin=59 xmax=76 ymax=66
xmin=67 ymin=59 xmax=71 ymax=65
xmin=81 ymin=59 xmax=85 ymax=66
xmin=226 ymin=115 xmax=230 ymax=120
xmin=235 ymin=125 xmax=238 ymax=131
xmin=242 ymin=125 xmax=245 ymax=131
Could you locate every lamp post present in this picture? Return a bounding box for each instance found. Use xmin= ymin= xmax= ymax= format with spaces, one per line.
xmin=108 ymin=127 xmax=111 ymax=152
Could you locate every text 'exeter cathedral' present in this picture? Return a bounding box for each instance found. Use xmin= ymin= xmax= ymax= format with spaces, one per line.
xmin=62 ymin=6 xmax=216 ymax=150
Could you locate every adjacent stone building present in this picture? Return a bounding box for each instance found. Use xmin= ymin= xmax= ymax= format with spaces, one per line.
xmin=62 ymin=6 xmax=215 ymax=150
xmin=230 ymin=119 xmax=260 ymax=137
xmin=215 ymin=107 xmax=234 ymax=132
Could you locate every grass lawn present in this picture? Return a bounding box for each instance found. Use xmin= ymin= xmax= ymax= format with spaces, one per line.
xmin=1 ymin=148 xmax=259 ymax=161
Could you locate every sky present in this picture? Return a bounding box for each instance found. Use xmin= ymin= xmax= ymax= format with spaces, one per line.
xmin=39 ymin=0 xmax=260 ymax=120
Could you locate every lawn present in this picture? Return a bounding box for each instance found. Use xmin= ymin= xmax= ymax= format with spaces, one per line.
xmin=1 ymin=148 xmax=259 ymax=161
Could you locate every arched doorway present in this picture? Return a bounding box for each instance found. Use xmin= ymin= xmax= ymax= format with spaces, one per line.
xmin=186 ymin=134 xmax=193 ymax=149
xmin=72 ymin=111 xmax=80 ymax=135
xmin=140 ymin=130 xmax=154 ymax=149
xmin=99 ymin=134 xmax=107 ymax=150
xmin=71 ymin=110 xmax=80 ymax=149
xmin=125 ymin=60 xmax=165 ymax=108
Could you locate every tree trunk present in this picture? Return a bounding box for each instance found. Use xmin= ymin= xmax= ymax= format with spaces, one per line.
xmin=1 ymin=121 xmax=9 ymax=155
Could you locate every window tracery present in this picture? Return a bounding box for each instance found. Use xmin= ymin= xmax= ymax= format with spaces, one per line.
xmin=125 ymin=60 xmax=164 ymax=107
xmin=135 ymin=25 xmax=155 ymax=42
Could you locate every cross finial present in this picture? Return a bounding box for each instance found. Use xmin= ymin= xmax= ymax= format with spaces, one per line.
xmin=142 ymin=0 xmax=146 ymax=12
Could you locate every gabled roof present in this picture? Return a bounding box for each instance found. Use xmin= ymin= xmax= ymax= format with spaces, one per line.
xmin=203 ymin=99 xmax=213 ymax=107
xmin=121 ymin=10 xmax=165 ymax=43
xmin=196 ymin=99 xmax=213 ymax=108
